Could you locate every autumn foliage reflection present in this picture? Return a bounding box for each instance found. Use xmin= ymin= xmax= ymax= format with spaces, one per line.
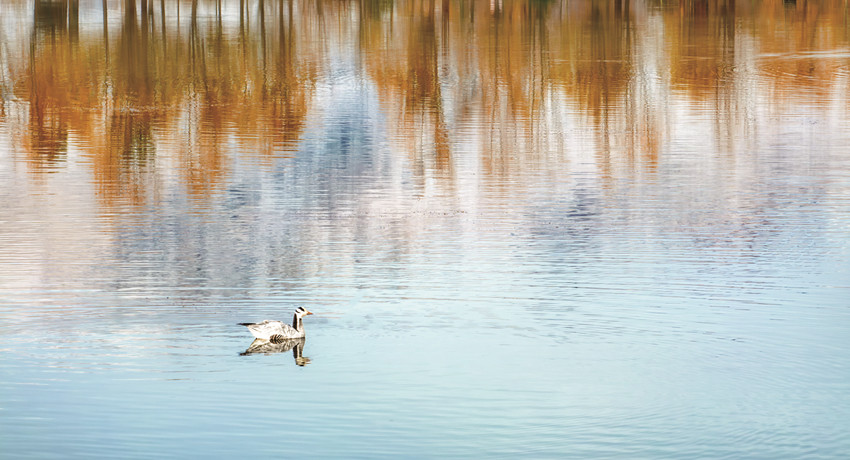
xmin=6 ymin=0 xmax=850 ymax=207
xmin=14 ymin=0 xmax=321 ymax=206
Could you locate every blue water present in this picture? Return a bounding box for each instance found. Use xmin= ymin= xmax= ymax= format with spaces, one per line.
xmin=2 ymin=1 xmax=850 ymax=458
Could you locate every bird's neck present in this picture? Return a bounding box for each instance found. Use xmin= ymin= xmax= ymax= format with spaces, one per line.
xmin=292 ymin=314 xmax=303 ymax=332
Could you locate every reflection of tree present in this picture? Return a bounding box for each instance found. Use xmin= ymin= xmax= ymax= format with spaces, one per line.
xmin=474 ymin=0 xmax=556 ymax=178
xmin=662 ymin=0 xmax=848 ymax=157
xmin=25 ymin=1 xmax=73 ymax=169
xmin=749 ymin=0 xmax=849 ymax=102
xmin=666 ymin=0 xmax=849 ymax=101
xmin=9 ymin=0 xmax=850 ymax=204
xmin=360 ymin=0 xmax=450 ymax=180
xmin=668 ymin=0 xmax=736 ymax=99
xmin=16 ymin=0 xmax=320 ymax=208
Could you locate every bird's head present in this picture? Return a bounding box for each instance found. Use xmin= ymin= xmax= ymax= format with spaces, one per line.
xmin=295 ymin=306 xmax=314 ymax=318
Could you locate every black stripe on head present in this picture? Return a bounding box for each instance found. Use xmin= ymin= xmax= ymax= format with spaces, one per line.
xmin=297 ymin=307 xmax=305 ymax=312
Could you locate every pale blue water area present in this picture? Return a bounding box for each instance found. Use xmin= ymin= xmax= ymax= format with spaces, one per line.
xmin=2 ymin=1 xmax=850 ymax=458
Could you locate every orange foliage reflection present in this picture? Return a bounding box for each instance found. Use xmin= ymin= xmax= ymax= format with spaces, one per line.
xmin=4 ymin=0 xmax=849 ymax=208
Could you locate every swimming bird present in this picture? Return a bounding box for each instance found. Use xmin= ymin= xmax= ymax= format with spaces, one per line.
xmin=239 ymin=307 xmax=313 ymax=341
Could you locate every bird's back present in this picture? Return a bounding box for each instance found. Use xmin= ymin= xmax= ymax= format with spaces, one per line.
xmin=240 ymin=320 xmax=302 ymax=340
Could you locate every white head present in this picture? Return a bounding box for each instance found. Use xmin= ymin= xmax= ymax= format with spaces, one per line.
xmin=295 ymin=306 xmax=313 ymax=318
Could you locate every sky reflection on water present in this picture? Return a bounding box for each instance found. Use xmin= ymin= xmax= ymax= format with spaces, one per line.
xmin=1 ymin=0 xmax=850 ymax=458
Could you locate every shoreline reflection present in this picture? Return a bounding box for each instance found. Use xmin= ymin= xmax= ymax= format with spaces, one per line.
xmin=1 ymin=0 xmax=846 ymax=210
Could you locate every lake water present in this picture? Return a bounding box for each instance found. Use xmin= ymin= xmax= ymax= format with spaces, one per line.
xmin=1 ymin=0 xmax=850 ymax=458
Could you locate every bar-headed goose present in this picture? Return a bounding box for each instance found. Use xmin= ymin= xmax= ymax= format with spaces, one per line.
xmin=239 ymin=307 xmax=313 ymax=341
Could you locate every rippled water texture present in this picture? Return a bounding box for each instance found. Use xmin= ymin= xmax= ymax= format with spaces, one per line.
xmin=1 ymin=0 xmax=850 ymax=458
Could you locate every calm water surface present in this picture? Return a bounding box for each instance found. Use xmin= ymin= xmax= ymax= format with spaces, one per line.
xmin=1 ymin=0 xmax=850 ymax=458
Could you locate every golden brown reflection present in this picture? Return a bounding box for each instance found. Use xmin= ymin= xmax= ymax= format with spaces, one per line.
xmin=4 ymin=0 xmax=849 ymax=206
xmin=10 ymin=0 xmax=322 ymax=206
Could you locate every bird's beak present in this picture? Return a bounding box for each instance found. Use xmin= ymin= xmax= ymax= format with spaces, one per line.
xmin=306 ymin=310 xmax=314 ymax=315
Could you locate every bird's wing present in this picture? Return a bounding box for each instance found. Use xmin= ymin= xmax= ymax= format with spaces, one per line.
xmin=242 ymin=320 xmax=285 ymax=339
xmin=274 ymin=323 xmax=300 ymax=337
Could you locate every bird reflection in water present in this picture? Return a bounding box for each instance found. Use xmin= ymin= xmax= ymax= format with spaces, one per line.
xmin=240 ymin=337 xmax=311 ymax=366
